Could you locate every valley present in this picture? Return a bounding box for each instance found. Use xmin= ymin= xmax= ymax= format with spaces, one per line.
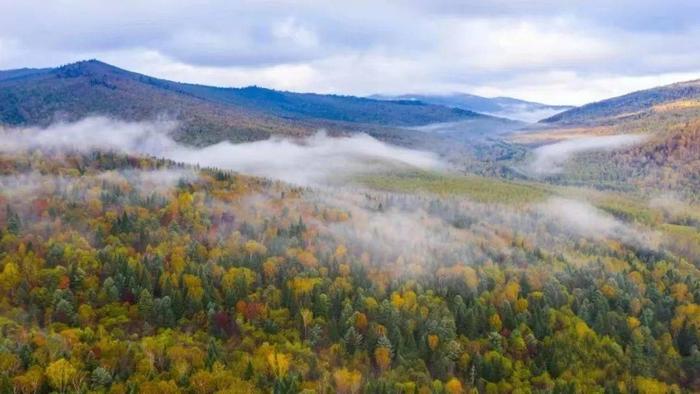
xmin=0 ymin=59 xmax=698 ymax=393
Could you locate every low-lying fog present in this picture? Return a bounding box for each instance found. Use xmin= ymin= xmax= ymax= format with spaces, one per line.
xmin=489 ymin=106 xmax=570 ymax=124
xmin=529 ymin=134 xmax=646 ymax=175
xmin=0 ymin=117 xmax=442 ymax=186
xmin=0 ymin=117 xmax=666 ymax=261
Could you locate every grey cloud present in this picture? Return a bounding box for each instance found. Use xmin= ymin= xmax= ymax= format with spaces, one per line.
xmin=1 ymin=1 xmax=699 ymax=104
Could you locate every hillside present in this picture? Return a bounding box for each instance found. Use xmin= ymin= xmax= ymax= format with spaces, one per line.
xmin=509 ymin=79 xmax=700 ymax=199
xmin=541 ymin=79 xmax=700 ymax=125
xmin=0 ymin=68 xmax=51 ymax=81
xmin=0 ymin=144 xmax=698 ymax=393
xmin=372 ymin=93 xmax=571 ymax=122
xmin=0 ymin=60 xmax=496 ymax=145
xmin=542 ymin=119 xmax=700 ymax=200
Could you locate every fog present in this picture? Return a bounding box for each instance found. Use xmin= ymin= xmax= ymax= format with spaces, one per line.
xmin=0 ymin=117 xmax=177 ymax=154
xmin=301 ymin=189 xmax=661 ymax=277
xmin=0 ymin=117 xmax=442 ymax=186
xmin=0 ymin=169 xmax=197 ymax=203
xmin=489 ymin=106 xmax=569 ymax=123
xmin=538 ymin=197 xmax=657 ymax=246
xmin=529 ymin=134 xmax=646 ymax=174
xmin=0 ymin=117 xmax=664 ymax=274
xmin=173 ymin=132 xmax=442 ymax=186
xmin=95 ymin=169 xmax=200 ymax=193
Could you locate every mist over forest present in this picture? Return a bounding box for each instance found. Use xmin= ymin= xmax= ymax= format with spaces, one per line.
xmin=1 ymin=2 xmax=699 ymax=393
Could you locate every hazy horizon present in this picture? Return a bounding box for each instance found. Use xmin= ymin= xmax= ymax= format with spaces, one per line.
xmin=2 ymin=0 xmax=699 ymax=105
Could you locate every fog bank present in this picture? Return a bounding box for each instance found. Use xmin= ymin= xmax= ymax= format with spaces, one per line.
xmin=538 ymin=197 xmax=658 ymax=247
xmin=530 ymin=134 xmax=646 ymax=175
xmin=0 ymin=117 xmax=442 ymax=186
xmin=174 ymin=132 xmax=441 ymax=186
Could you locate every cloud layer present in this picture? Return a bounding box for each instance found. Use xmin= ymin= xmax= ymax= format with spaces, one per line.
xmin=1 ymin=1 xmax=699 ymax=104
xmin=0 ymin=117 xmax=441 ymax=186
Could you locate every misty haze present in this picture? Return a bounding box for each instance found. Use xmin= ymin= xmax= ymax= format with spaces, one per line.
xmin=0 ymin=1 xmax=699 ymax=393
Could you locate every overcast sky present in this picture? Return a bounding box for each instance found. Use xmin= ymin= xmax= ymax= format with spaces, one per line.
xmin=1 ymin=0 xmax=699 ymax=105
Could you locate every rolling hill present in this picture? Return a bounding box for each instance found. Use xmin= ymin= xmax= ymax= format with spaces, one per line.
xmin=0 ymin=60 xmax=508 ymax=145
xmin=372 ymin=93 xmax=571 ymax=122
xmin=511 ymin=79 xmax=700 ymax=200
xmin=541 ymin=79 xmax=700 ymax=125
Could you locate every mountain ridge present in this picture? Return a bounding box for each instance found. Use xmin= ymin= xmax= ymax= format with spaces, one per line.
xmin=541 ymin=79 xmax=700 ymax=125
xmin=0 ymin=60 xmax=515 ymax=145
xmin=371 ymin=92 xmax=572 ymax=122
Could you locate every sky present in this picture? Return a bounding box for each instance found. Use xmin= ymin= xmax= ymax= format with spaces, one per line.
xmin=1 ymin=0 xmax=699 ymax=105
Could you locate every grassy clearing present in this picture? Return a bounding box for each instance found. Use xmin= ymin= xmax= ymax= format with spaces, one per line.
xmin=661 ymin=224 xmax=700 ymax=265
xmin=356 ymin=169 xmax=550 ymax=204
xmin=593 ymin=196 xmax=664 ymax=226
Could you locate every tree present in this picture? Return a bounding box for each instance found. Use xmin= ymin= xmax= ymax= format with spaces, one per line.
xmin=445 ymin=378 xmax=464 ymax=394
xmin=90 ymin=367 xmax=112 ymax=389
xmin=300 ymin=308 xmax=313 ymax=339
xmin=374 ymin=336 xmax=393 ymax=372
xmin=334 ymin=368 xmax=362 ymax=394
xmin=12 ymin=366 xmax=44 ymax=394
xmin=427 ymin=334 xmax=440 ymax=351
xmin=46 ymin=358 xmax=77 ymax=393
xmin=267 ymin=352 xmax=290 ymax=378
xmin=489 ymin=314 xmax=502 ymax=332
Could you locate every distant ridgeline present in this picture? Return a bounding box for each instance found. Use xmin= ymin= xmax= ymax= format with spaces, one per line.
xmin=0 ymin=60 xmax=503 ymax=145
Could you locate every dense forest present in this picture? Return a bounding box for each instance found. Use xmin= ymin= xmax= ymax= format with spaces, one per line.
xmin=0 ymin=146 xmax=698 ymax=393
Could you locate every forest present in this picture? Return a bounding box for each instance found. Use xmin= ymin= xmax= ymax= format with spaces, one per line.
xmin=3 ymin=1 xmax=700 ymax=392
xmin=0 ymin=144 xmax=698 ymax=393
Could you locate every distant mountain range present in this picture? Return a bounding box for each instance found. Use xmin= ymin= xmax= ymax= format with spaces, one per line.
xmin=2 ymin=60 xmax=699 ymax=197
xmin=0 ymin=60 xmax=518 ymax=145
xmin=371 ymin=93 xmax=572 ymax=123
xmin=541 ymin=79 xmax=700 ymax=125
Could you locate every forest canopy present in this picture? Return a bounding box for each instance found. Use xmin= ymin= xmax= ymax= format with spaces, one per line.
xmin=0 ymin=142 xmax=698 ymax=393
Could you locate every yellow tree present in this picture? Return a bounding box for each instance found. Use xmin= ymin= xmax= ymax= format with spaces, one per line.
xmin=427 ymin=334 xmax=440 ymax=351
xmin=334 ymin=368 xmax=362 ymax=394
xmin=244 ymin=240 xmax=267 ymax=259
xmin=45 ymin=358 xmax=76 ymax=393
xmin=183 ymin=274 xmax=204 ymax=303
xmin=267 ymin=352 xmax=290 ymax=378
xmin=12 ymin=366 xmax=44 ymax=394
xmin=489 ymin=314 xmax=502 ymax=332
xmin=445 ymin=378 xmax=464 ymax=394
xmin=300 ymin=308 xmax=313 ymax=339
xmin=375 ymin=347 xmax=392 ymax=372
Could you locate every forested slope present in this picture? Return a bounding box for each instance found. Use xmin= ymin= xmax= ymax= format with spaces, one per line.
xmin=0 ymin=60 xmax=498 ymax=145
xmin=0 ymin=147 xmax=697 ymax=392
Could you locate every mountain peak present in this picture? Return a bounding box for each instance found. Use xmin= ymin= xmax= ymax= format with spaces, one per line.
xmin=53 ymin=59 xmax=128 ymax=78
xmin=0 ymin=60 xmax=506 ymax=141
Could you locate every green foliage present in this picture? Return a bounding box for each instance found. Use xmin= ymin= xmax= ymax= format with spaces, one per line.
xmin=358 ymin=169 xmax=550 ymax=204
xmin=0 ymin=149 xmax=696 ymax=393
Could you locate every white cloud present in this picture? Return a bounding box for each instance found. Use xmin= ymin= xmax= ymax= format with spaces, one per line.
xmin=439 ymin=17 xmax=614 ymax=72
xmin=472 ymin=70 xmax=700 ymax=105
